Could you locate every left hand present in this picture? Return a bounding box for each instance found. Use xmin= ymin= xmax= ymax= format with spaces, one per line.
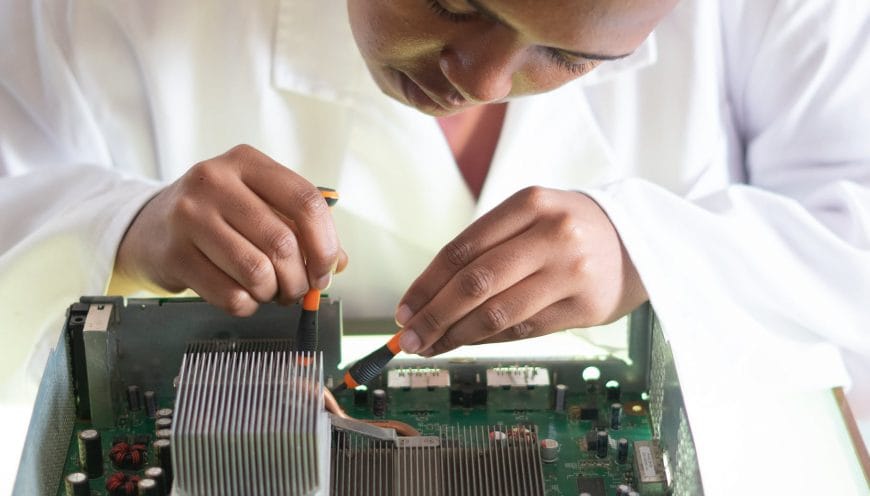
xmin=395 ymin=186 xmax=648 ymax=356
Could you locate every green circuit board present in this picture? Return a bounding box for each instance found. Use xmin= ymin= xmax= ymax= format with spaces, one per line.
xmin=333 ymin=380 xmax=655 ymax=496
xmin=56 ymin=392 xmax=176 ymax=496
xmin=57 ymin=375 xmax=657 ymax=496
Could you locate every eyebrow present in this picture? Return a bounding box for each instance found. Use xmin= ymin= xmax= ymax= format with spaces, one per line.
xmin=465 ymin=0 xmax=635 ymax=61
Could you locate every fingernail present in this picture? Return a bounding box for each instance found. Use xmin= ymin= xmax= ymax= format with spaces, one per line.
xmin=395 ymin=304 xmax=413 ymax=326
xmin=314 ymin=272 xmax=332 ymax=291
xmin=399 ymin=329 xmax=421 ymax=354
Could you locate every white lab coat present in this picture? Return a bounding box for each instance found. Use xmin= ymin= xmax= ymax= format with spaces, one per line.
xmin=1 ymin=0 xmax=869 ymax=493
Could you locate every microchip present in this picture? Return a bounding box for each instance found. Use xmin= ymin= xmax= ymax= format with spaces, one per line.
xmin=579 ymin=405 xmax=599 ymax=421
xmin=576 ymin=476 xmax=606 ymax=496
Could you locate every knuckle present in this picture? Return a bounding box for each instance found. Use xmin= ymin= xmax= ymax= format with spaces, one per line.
xmin=508 ymin=320 xmax=534 ymax=340
xmin=222 ymin=290 xmax=255 ymax=317
xmin=418 ymin=309 xmax=442 ymax=335
xmin=239 ymin=254 xmax=273 ymax=287
xmin=185 ymin=160 xmax=222 ymax=187
xmin=434 ymin=332 xmax=461 ymax=354
xmin=295 ymin=187 xmax=329 ymax=220
xmin=553 ymin=212 xmax=583 ymax=242
xmin=267 ymin=229 xmax=299 ymax=260
xmin=517 ymin=185 xmax=551 ymax=212
xmin=227 ymin=143 xmax=255 ymax=160
xmin=565 ymin=254 xmax=588 ymax=277
xmin=480 ymin=303 xmax=510 ymax=332
xmin=457 ymin=265 xmax=495 ymax=298
xmin=171 ymin=196 xmax=199 ymax=222
xmin=442 ymin=238 xmax=474 ymax=268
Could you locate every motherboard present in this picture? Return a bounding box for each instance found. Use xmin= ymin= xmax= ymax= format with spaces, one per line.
xmin=41 ymin=297 xmax=697 ymax=496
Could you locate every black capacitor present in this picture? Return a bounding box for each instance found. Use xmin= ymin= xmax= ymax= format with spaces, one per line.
xmin=605 ymin=380 xmax=621 ymax=401
xmin=596 ymin=430 xmax=608 ymax=459
xmin=155 ymin=417 xmax=172 ymax=430
xmin=152 ymin=439 xmax=173 ymax=486
xmin=617 ymin=438 xmax=629 ymax=464
xmin=127 ymin=385 xmax=142 ymax=411
xmin=372 ymin=388 xmax=387 ymax=417
xmin=354 ymin=385 xmax=369 ymax=406
xmin=138 ymin=478 xmax=159 ymax=496
xmin=610 ymin=403 xmax=622 ymax=430
xmin=156 ymin=429 xmax=172 ymax=440
xmin=144 ymin=390 xmax=158 ymax=418
xmin=144 ymin=466 xmax=166 ymax=496
xmin=77 ymin=429 xmax=103 ymax=478
xmin=554 ymin=384 xmax=567 ymax=412
xmin=64 ymin=472 xmax=89 ymax=496
xmin=155 ymin=408 xmax=173 ymax=419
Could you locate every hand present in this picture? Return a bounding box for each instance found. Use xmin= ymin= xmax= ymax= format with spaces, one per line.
xmin=111 ymin=144 xmax=347 ymax=316
xmin=394 ymin=186 xmax=647 ymax=356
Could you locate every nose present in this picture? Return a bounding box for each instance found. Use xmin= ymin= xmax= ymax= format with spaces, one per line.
xmin=439 ymin=26 xmax=521 ymax=104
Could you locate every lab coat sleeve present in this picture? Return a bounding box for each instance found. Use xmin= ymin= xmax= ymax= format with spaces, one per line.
xmin=584 ymin=0 xmax=870 ymax=399
xmin=0 ymin=0 xmax=162 ymax=284
xmin=0 ymin=0 xmax=162 ymax=368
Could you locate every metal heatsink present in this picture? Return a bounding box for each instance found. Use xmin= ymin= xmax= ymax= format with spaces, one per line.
xmin=330 ymin=425 xmax=546 ymax=496
xmin=172 ymin=340 xmax=329 ymax=496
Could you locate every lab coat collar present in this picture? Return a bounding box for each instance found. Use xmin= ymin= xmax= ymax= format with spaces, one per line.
xmin=271 ymin=0 xmax=652 ymax=250
xmin=272 ymin=0 xmax=659 ymax=105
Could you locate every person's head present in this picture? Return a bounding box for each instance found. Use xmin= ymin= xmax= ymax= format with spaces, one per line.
xmin=347 ymin=0 xmax=678 ymax=116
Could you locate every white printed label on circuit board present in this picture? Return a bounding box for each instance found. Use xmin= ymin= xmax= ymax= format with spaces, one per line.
xmin=387 ymin=368 xmax=451 ymax=389
xmin=486 ymin=366 xmax=550 ymax=388
xmin=638 ymin=445 xmax=658 ymax=480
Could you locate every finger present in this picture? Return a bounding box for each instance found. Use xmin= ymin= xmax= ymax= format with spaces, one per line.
xmin=470 ymin=297 xmax=581 ymax=345
xmin=419 ymin=271 xmax=568 ymax=356
xmin=335 ymin=248 xmax=349 ymax=274
xmin=220 ymin=186 xmax=309 ymax=304
xmin=173 ymin=245 xmax=260 ymax=317
xmin=398 ymin=228 xmax=545 ymax=354
xmin=187 ymin=214 xmax=279 ymax=303
xmin=396 ymin=186 xmax=551 ymax=325
xmin=229 ymin=145 xmax=341 ymax=290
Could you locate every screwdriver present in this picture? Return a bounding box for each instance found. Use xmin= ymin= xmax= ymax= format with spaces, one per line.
xmin=296 ymin=187 xmax=339 ymax=353
xmin=331 ymin=331 xmax=403 ymax=393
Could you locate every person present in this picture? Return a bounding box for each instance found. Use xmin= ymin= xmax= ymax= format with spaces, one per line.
xmin=1 ymin=0 xmax=869 ymax=491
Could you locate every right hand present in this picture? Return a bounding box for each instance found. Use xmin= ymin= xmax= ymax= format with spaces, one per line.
xmin=111 ymin=144 xmax=347 ymax=316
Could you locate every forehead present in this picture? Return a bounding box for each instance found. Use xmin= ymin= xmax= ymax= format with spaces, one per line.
xmin=473 ymin=0 xmax=674 ymax=53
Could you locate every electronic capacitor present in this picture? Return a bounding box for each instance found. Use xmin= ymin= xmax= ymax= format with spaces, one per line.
xmin=540 ymin=438 xmax=560 ymax=463
xmin=596 ymin=430 xmax=608 ymax=459
xmin=354 ymin=385 xmax=369 ymax=406
xmin=617 ymin=438 xmax=629 ymax=464
xmin=616 ymin=484 xmax=632 ymax=496
xmin=611 ymin=403 xmax=622 ymax=430
xmin=155 ymin=408 xmax=173 ymax=419
xmin=127 ymin=385 xmax=142 ymax=411
xmin=138 ymin=478 xmax=159 ymax=496
xmin=372 ymin=388 xmax=387 ymax=417
xmin=152 ymin=439 xmax=173 ymax=486
xmin=144 ymin=466 xmax=166 ymax=496
xmin=143 ymin=390 xmax=158 ymax=418
xmin=77 ymin=429 xmax=103 ymax=478
xmin=156 ymin=429 xmax=172 ymax=440
xmin=605 ymin=380 xmax=621 ymax=401
xmin=155 ymin=417 xmax=172 ymax=431
xmin=554 ymin=384 xmax=567 ymax=412
xmin=64 ymin=472 xmax=89 ymax=496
